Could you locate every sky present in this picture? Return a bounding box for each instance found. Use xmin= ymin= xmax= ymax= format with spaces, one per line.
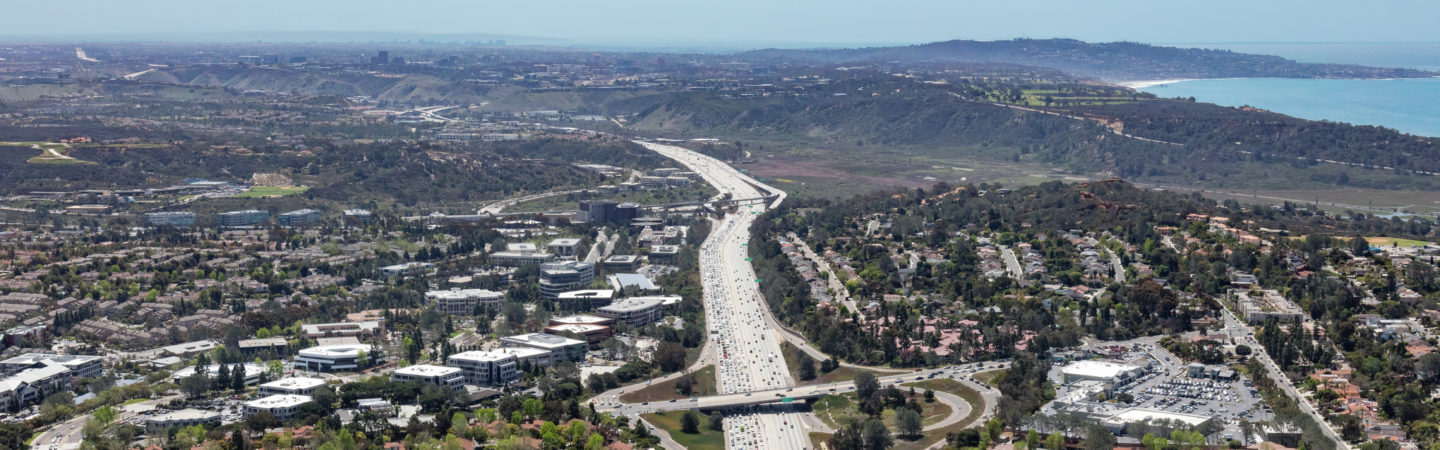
xmin=5 ymin=0 xmax=1440 ymax=48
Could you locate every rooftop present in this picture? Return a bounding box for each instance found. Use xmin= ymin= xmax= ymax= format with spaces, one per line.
xmin=557 ymin=289 xmax=615 ymax=300
xmin=1060 ymin=360 xmax=1142 ymax=380
xmin=449 ymin=350 xmax=517 ymax=363
xmin=425 ymin=288 xmax=504 ymax=300
xmin=393 ymin=364 xmax=462 ymax=377
xmin=598 ymin=296 xmax=665 ymax=313
xmin=502 ymin=333 xmax=585 ymax=349
xmin=297 ymin=344 xmax=368 ymax=358
xmin=260 ymin=376 xmax=327 ymax=391
xmin=245 ymin=394 xmax=313 ymax=409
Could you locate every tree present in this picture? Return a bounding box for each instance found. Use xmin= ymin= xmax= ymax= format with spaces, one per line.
xmin=1046 ymin=432 xmax=1065 ymax=450
xmin=675 ymin=372 xmax=696 ymax=395
xmin=709 ymin=412 xmax=724 ymax=431
xmin=798 ymin=353 xmax=817 ymax=381
xmin=1234 ymin=345 xmax=1252 ymax=356
xmin=181 ymin=371 xmax=210 ymax=399
xmin=681 ymin=410 xmax=701 ymax=434
xmin=895 ymin=408 xmax=922 ymax=438
xmin=1028 ymin=430 xmax=1041 ymax=450
xmin=862 ymin=418 xmax=892 ymax=450
xmin=654 ymin=342 xmax=688 ymax=372
xmin=855 ymin=371 xmax=879 ymax=399
xmin=247 ymin=411 xmax=278 ymax=432
xmin=1084 ymin=424 xmax=1117 ymax=450
xmin=232 ymin=364 xmax=247 ymax=392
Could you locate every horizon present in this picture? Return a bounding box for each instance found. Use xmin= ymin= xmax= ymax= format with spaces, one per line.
xmin=5 ymin=0 xmax=1440 ymax=48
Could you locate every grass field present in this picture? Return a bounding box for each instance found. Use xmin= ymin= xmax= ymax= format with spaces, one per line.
xmin=235 ymin=186 xmax=310 ymax=198
xmin=1367 ymin=237 xmax=1434 ymax=248
xmin=781 ymin=342 xmax=880 ymax=385
xmin=811 ymin=391 xmax=952 ymax=431
xmin=972 ymin=369 xmax=1004 ymax=388
xmin=898 ymin=379 xmax=986 ymax=450
xmin=620 ymin=365 xmax=717 ymax=403
xmin=1 ymin=141 xmax=96 ymax=165
xmin=641 ymin=410 xmax=724 ymax=450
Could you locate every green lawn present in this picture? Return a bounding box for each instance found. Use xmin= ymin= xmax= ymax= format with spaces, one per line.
xmin=642 ymin=410 xmax=724 ymax=450
xmin=811 ymin=391 xmax=951 ymax=435
xmin=1367 ymin=236 xmax=1433 ymax=248
xmin=620 ymin=365 xmax=717 ymax=403
xmin=235 ymin=186 xmax=310 ymax=198
xmin=973 ymin=369 xmax=1004 ymax=388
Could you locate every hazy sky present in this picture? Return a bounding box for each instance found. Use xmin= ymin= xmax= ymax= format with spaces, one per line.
xmin=7 ymin=0 xmax=1439 ymax=47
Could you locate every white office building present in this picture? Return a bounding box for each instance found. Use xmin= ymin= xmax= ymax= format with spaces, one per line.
xmin=171 ymin=363 xmax=267 ymax=385
xmin=145 ymin=409 xmax=221 ymax=432
xmin=0 ymin=353 xmax=103 ymax=378
xmin=597 ymin=296 xmax=665 ymax=326
xmin=446 ymin=351 xmax=520 ymax=386
xmin=243 ymin=394 xmax=314 ymax=421
xmin=258 ymin=376 xmax=328 ymax=396
xmin=426 ymin=288 xmax=504 ymax=315
xmin=539 ymin=261 xmax=595 ymax=298
xmin=547 ymin=238 xmax=583 ymax=258
xmin=293 ymin=344 xmax=369 ymax=372
xmin=500 ymin=333 xmax=587 ymax=364
xmin=391 ymin=364 xmax=464 ymax=391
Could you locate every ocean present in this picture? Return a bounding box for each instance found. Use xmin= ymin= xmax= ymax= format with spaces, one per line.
xmin=1134 ymin=43 xmax=1440 ymax=137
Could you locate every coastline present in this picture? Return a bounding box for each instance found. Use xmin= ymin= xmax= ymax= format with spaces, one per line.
xmin=1117 ymin=79 xmax=1201 ymax=89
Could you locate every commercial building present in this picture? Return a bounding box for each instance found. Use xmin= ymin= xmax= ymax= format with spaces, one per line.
xmin=614 ymin=203 xmax=641 ymax=222
xmin=343 ymin=209 xmax=375 ymax=227
xmin=0 ymin=364 xmax=72 ymax=409
xmin=547 ymin=238 xmax=583 ymax=258
xmin=489 ymin=242 xmax=557 ymax=266
xmin=236 ymin=337 xmax=288 ymax=355
xmin=539 ymin=261 xmax=595 ymax=298
xmin=391 ymin=364 xmax=464 ymax=391
xmin=545 ymin=324 xmax=611 ymax=346
xmin=607 ymin=273 xmax=659 ymax=292
xmin=648 ymin=245 xmax=681 ymax=263
xmin=1059 ymin=361 xmax=1145 ymax=385
xmin=0 ymin=353 xmax=103 ymax=378
xmin=171 ymin=363 xmax=267 ymax=385
xmin=549 ymin=314 xmax=616 ymax=327
xmin=597 ymin=296 xmax=666 ymax=326
xmin=426 ymin=288 xmax=504 ymax=315
xmin=293 ymin=344 xmax=369 ymax=372
xmin=446 ymin=351 xmax=519 ymax=386
xmin=500 ymin=333 xmax=587 ymax=364
xmin=144 ymin=211 xmax=196 ymax=227
xmin=1099 ymin=409 xmax=1214 ymax=434
xmin=356 ymin=398 xmax=396 ymax=416
xmin=217 ymin=209 xmax=270 ymax=228
xmin=603 ymin=255 xmax=640 ymax=272
xmin=555 ymin=289 xmax=615 ymax=308
xmin=581 ymin=200 xmax=618 ymax=223
xmin=243 ymin=394 xmax=314 ymax=421
xmin=1234 ymin=289 xmax=1307 ymax=324
xmin=259 ymin=376 xmax=328 ymax=396
xmin=144 ymin=409 xmax=221 ymax=432
xmin=300 ymin=321 xmax=381 ymax=338
xmin=380 ymin=262 xmax=433 ymax=277
xmin=278 ymin=208 xmax=323 ymax=227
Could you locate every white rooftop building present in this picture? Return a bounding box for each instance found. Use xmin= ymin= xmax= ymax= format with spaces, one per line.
xmin=391 ymin=364 xmax=464 ymax=391
xmin=294 ymin=344 xmax=370 ymax=372
xmin=425 ymin=288 xmax=504 ymax=315
xmin=243 ymin=394 xmax=314 ymax=421
xmin=1060 ymin=360 xmax=1144 ymax=384
xmin=258 ymin=376 xmax=328 ymax=396
xmin=446 ymin=351 xmax=520 ymax=386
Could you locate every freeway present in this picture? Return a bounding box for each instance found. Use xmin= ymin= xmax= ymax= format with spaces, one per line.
xmin=638 ymin=141 xmax=810 ymax=449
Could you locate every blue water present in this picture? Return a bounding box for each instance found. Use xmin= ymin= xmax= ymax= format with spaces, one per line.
xmin=1137 ymin=77 xmax=1440 ymax=137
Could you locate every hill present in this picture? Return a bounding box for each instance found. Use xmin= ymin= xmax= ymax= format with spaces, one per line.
xmin=740 ymin=38 xmax=1435 ymax=81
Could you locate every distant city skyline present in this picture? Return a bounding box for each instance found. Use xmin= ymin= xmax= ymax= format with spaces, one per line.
xmin=3 ymin=0 xmax=1439 ymax=48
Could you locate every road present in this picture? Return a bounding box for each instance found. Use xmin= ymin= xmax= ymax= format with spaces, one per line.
xmin=1104 ymin=247 xmax=1127 ymax=283
xmin=1217 ymin=305 xmax=1349 ymax=450
xmin=32 ymin=394 xmax=184 ymax=450
xmin=787 ymin=233 xmax=860 ymax=317
xmin=637 ymin=141 xmax=812 ymax=449
xmin=477 ymin=189 xmax=582 ymax=214
xmin=1000 ymin=245 xmax=1024 ymax=281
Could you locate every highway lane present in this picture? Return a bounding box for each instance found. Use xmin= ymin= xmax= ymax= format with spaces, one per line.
xmin=1217 ymin=305 xmax=1349 ymax=449
xmin=639 ymin=141 xmax=809 ymax=449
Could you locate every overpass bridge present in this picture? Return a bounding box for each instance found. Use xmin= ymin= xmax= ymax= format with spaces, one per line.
xmin=638 ymin=194 xmax=778 ymax=212
xmin=598 ymin=361 xmax=1007 ymax=416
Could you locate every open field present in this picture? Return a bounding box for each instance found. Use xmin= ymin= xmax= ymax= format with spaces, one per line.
xmin=641 ymin=410 xmax=724 ymax=450
xmin=1367 ymin=236 xmax=1435 ymax=248
xmin=619 ymin=365 xmax=717 ymax=403
xmin=972 ymin=369 xmax=1004 ymax=388
xmin=236 ymin=186 xmax=310 ymax=198
xmin=0 ymin=141 xmax=95 ymax=165
xmin=811 ymin=391 xmax=952 ymax=431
